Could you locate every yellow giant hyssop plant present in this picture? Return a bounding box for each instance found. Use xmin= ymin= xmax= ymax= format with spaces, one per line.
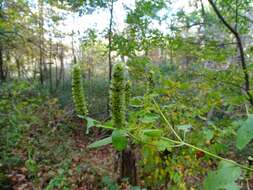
xmin=71 ymin=64 xmax=88 ymax=117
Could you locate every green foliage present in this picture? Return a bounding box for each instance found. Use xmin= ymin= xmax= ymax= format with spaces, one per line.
xmin=142 ymin=129 xmax=162 ymax=138
xmin=45 ymin=167 xmax=70 ymax=190
xmin=236 ymin=114 xmax=253 ymax=150
xmin=139 ymin=113 xmax=159 ymax=123
xmin=87 ymin=136 xmax=112 ymax=148
xmin=0 ymin=81 xmax=44 ymax=167
xmin=102 ymin=176 xmax=118 ymax=190
xmin=112 ymin=129 xmax=128 ymax=151
xmin=25 ymin=158 xmax=38 ymax=176
xmin=59 ymin=0 xmax=108 ymax=14
xmin=176 ymin=124 xmax=192 ymax=133
xmin=204 ymin=161 xmax=241 ymax=190
xmin=71 ymin=64 xmax=88 ymax=117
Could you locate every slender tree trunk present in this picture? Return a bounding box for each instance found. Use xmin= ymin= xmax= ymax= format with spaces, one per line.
xmin=54 ymin=58 xmax=58 ymax=88
xmin=16 ymin=58 xmax=21 ymax=78
xmin=170 ymin=48 xmax=173 ymax=65
xmin=33 ymin=55 xmax=37 ymax=80
xmin=235 ymin=0 xmax=238 ymax=32
xmin=49 ymin=39 xmax=53 ymax=92
xmin=107 ymin=0 xmax=114 ymax=115
xmin=55 ymin=43 xmax=59 ymax=88
xmin=39 ymin=0 xmax=44 ymax=84
xmin=59 ymin=43 xmax=64 ymax=88
xmin=108 ymin=0 xmax=114 ymax=81
xmin=71 ymin=30 xmax=76 ymax=64
xmin=0 ymin=47 xmax=5 ymax=82
xmin=0 ymin=2 xmax=4 ymax=82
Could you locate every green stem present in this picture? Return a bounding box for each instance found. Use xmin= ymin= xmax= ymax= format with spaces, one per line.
xmin=161 ymin=137 xmax=253 ymax=171
xmin=153 ymin=99 xmax=183 ymax=142
xmin=154 ymin=99 xmax=253 ymax=172
xmin=161 ymin=137 xmax=181 ymax=144
xmin=184 ymin=142 xmax=253 ymax=171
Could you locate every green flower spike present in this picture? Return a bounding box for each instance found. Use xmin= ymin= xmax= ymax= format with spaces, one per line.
xmin=72 ymin=64 xmax=88 ymax=117
xmin=110 ymin=63 xmax=127 ymax=128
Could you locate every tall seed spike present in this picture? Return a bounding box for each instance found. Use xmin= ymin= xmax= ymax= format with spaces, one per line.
xmin=71 ymin=64 xmax=88 ymax=117
xmin=110 ymin=63 xmax=126 ymax=129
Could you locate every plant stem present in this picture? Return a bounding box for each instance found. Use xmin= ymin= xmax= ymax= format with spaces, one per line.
xmin=161 ymin=136 xmax=253 ymax=171
xmin=184 ymin=142 xmax=253 ymax=171
xmin=154 ymin=99 xmax=253 ymax=172
xmin=153 ymin=99 xmax=183 ymax=142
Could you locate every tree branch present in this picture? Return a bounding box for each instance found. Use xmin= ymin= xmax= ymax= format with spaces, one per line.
xmin=208 ymin=0 xmax=253 ymax=106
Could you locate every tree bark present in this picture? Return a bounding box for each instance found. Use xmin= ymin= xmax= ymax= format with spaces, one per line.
xmin=71 ymin=30 xmax=76 ymax=64
xmin=0 ymin=47 xmax=5 ymax=82
xmin=107 ymin=0 xmax=114 ymax=115
xmin=16 ymin=57 xmax=21 ymax=78
xmin=59 ymin=43 xmax=65 ymax=88
xmin=208 ymin=0 xmax=253 ymax=106
xmin=108 ymin=0 xmax=114 ymax=81
xmin=49 ymin=38 xmax=53 ymax=92
xmin=121 ymin=147 xmax=137 ymax=185
xmin=39 ymin=0 xmax=44 ymax=85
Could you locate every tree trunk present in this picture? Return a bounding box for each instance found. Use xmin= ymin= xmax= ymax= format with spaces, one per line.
xmin=49 ymin=39 xmax=53 ymax=92
xmin=107 ymin=0 xmax=114 ymax=115
xmin=108 ymin=0 xmax=114 ymax=81
xmin=59 ymin=43 xmax=64 ymax=88
xmin=55 ymin=57 xmax=58 ymax=88
xmin=55 ymin=43 xmax=59 ymax=88
xmin=16 ymin=58 xmax=21 ymax=78
xmin=71 ymin=30 xmax=76 ymax=64
xmin=170 ymin=48 xmax=173 ymax=65
xmin=39 ymin=0 xmax=44 ymax=85
xmin=121 ymin=147 xmax=137 ymax=185
xmin=0 ymin=47 xmax=5 ymax=82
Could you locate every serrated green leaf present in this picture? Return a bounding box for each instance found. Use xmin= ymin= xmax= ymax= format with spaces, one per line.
xmin=87 ymin=137 xmax=112 ymax=149
xmin=112 ymin=129 xmax=128 ymax=151
xmin=139 ymin=113 xmax=159 ymax=123
xmin=203 ymin=128 xmax=214 ymax=141
xmin=236 ymin=114 xmax=253 ymax=150
xmin=130 ymin=96 xmax=143 ymax=108
xmin=143 ymin=129 xmax=162 ymax=137
xmin=155 ymin=139 xmax=172 ymax=151
xmin=204 ymin=161 xmax=241 ymax=190
xmin=176 ymin=124 xmax=192 ymax=133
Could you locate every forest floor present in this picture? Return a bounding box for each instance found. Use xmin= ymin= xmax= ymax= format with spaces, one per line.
xmin=2 ymin=117 xmax=119 ymax=190
xmin=0 ymin=82 xmax=123 ymax=190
